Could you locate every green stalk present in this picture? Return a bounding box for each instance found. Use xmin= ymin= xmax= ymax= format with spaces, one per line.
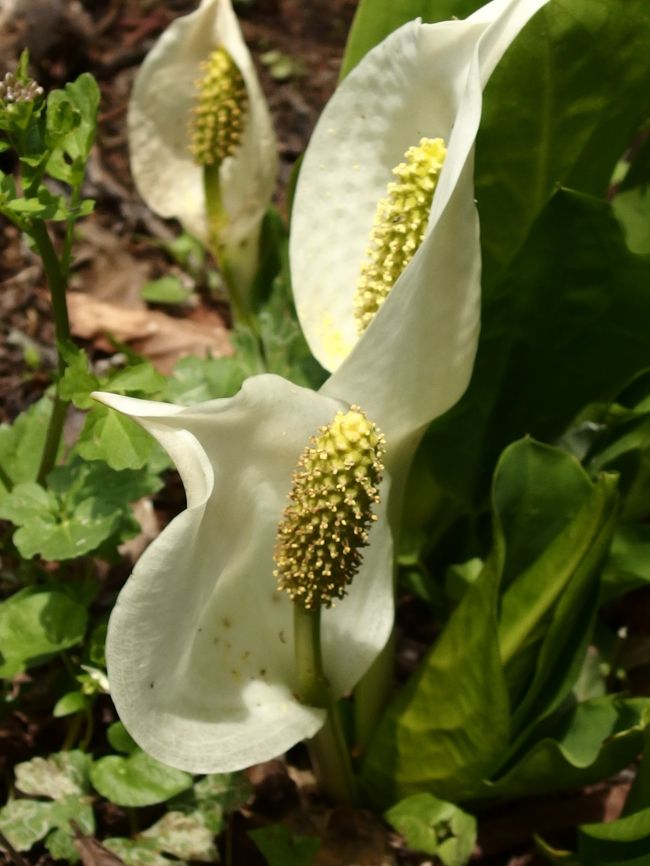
xmin=353 ymin=626 xmax=396 ymax=753
xmin=203 ymin=166 xmax=266 ymax=369
xmin=294 ymin=604 xmax=357 ymax=804
xmin=30 ymin=221 xmax=71 ymax=484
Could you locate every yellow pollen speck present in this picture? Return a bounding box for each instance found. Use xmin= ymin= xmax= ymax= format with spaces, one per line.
xmin=354 ymin=137 xmax=447 ymax=333
xmin=189 ymin=47 xmax=248 ymax=167
xmin=274 ymin=407 xmax=385 ymax=610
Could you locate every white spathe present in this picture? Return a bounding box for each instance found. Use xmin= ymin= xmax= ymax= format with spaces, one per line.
xmin=291 ymin=0 xmax=548 ymax=443
xmin=128 ymin=0 xmax=277 ymax=248
xmin=96 ymin=376 xmax=393 ymax=773
xmin=103 ymin=0 xmax=548 ymax=775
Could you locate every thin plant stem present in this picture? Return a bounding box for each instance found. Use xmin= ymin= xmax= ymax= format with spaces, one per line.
xmin=60 ymin=185 xmax=81 ymax=280
xmin=62 ymin=711 xmax=83 ymax=751
xmin=79 ymin=702 xmax=94 ymax=752
xmin=203 ymin=165 xmax=266 ymax=367
xmin=30 ymin=221 xmax=70 ymax=484
xmin=294 ymin=604 xmax=357 ymax=804
xmin=353 ymin=626 xmax=396 ymax=753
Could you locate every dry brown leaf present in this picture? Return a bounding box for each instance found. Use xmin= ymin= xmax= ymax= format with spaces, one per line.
xmin=70 ymin=220 xmax=153 ymax=308
xmin=70 ymin=822 xmax=127 ymax=866
xmin=67 ymin=292 xmax=232 ymax=374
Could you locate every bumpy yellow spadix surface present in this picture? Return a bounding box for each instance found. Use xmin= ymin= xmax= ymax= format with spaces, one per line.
xmin=189 ymin=47 xmax=248 ymax=167
xmin=274 ymin=408 xmax=385 ymax=610
xmin=354 ymin=137 xmax=447 ymax=332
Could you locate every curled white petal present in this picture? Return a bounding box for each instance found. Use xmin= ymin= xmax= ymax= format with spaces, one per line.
xmin=94 ymin=376 xmax=393 ymax=773
xmin=292 ymin=0 xmax=547 ymax=442
xmin=128 ymin=0 xmax=277 ymax=246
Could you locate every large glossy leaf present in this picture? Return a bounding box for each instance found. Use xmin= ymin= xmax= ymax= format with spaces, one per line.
xmin=493 ymin=442 xmax=619 ymax=738
xmin=361 ymin=548 xmax=509 ymax=807
xmin=362 ymin=439 xmax=619 ymax=807
xmin=477 ymin=0 xmax=650 ymax=278
xmin=602 ymin=524 xmax=650 ymax=603
xmin=475 ymin=697 xmax=649 ymax=802
xmin=578 ymin=805 xmax=650 ymax=864
xmin=426 ymin=189 xmax=650 ymax=505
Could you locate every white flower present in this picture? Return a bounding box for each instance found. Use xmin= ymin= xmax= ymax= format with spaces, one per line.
xmin=100 ymin=0 xmax=548 ymax=775
xmin=291 ymin=0 xmax=548 ymax=444
xmin=96 ymin=377 xmax=394 ymax=773
xmin=128 ymin=0 xmax=277 ymax=251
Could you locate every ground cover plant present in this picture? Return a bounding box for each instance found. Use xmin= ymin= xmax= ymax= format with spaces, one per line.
xmin=1 ymin=0 xmax=650 ymax=864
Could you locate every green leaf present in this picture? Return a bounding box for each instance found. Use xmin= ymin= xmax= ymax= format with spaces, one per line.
xmin=53 ymin=691 xmax=88 ymax=718
xmin=613 ymin=186 xmax=650 ymax=256
xmin=494 ymin=442 xmax=619 ymax=737
xmin=46 ymin=73 xmax=99 ymax=189
xmin=385 ymin=794 xmax=476 ymax=866
xmin=166 ymin=355 xmax=247 ymax=405
xmin=622 ymin=728 xmax=650 ymax=816
xmin=477 ymin=0 xmax=650 ymax=278
xmin=15 ymin=751 xmax=91 ymax=799
xmin=585 ymin=375 xmax=650 ymax=522
xmin=107 ymin=363 xmax=167 ymax=396
xmin=48 ymin=454 xmax=162 ymax=509
xmin=90 ymin=750 xmax=193 ymax=807
xmin=58 ymin=342 xmax=101 ymax=408
xmin=0 ymin=590 xmax=87 ymax=677
xmin=104 ymin=838 xmax=183 ymax=866
xmin=4 ymin=185 xmax=72 ymax=220
xmin=254 ymin=276 xmax=327 ymax=390
xmin=141 ymin=811 xmax=218 ymax=862
xmin=0 ymin=799 xmax=57 ymax=851
xmin=477 ymin=697 xmax=650 ymax=802
xmin=0 ymin=480 xmax=118 ymax=560
xmin=59 ymin=342 xmax=166 ymax=410
xmin=426 ymin=190 xmax=650 ymax=505
xmin=363 ymin=439 xmax=619 ymax=807
xmin=0 ymin=795 xmax=94 ymax=857
xmin=361 ymin=551 xmax=509 ymax=806
xmin=76 ymin=405 xmax=158 ymax=470
xmin=0 ymin=396 xmax=53 ymax=500
xmin=168 ymin=772 xmax=252 ymax=835
xmin=0 ymin=455 xmax=163 ymax=560
xmin=578 ymin=806 xmax=650 ymax=864
xmin=44 ymin=797 xmax=94 ymax=863
xmin=107 ymin=721 xmax=139 ymax=755
xmin=602 ymin=524 xmax=650 ymax=602
xmin=193 ymin=772 xmax=252 ymax=814
xmin=249 ymin=825 xmax=320 ymax=866
xmin=535 ymin=835 xmax=582 ymax=865
xmin=141 ymin=276 xmax=194 ymax=305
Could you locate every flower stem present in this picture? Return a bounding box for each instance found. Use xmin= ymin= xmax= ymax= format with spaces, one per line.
xmin=30 ymin=221 xmax=70 ymax=484
xmin=294 ymin=604 xmax=357 ymax=804
xmin=203 ymin=166 xmax=265 ymax=362
xmin=353 ymin=627 xmax=396 ymax=751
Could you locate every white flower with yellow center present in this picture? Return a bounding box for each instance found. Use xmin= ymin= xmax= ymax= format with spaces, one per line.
xmin=292 ymin=0 xmax=547 ymax=443
xmin=128 ymin=0 xmax=277 ymax=295
xmin=96 ymin=377 xmax=393 ymax=774
xmin=100 ymin=0 xmax=548 ymax=776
